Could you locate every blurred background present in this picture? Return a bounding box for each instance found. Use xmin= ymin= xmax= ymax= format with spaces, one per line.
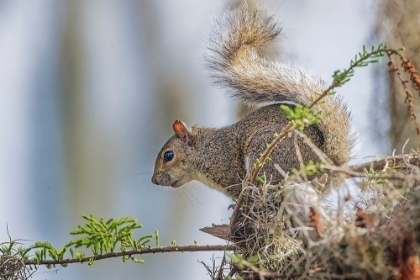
xmin=0 ymin=0 xmax=418 ymax=279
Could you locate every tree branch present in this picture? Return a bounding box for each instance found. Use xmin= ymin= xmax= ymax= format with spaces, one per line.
xmin=349 ymin=154 xmax=420 ymax=173
xmin=22 ymin=244 xmax=237 ymax=266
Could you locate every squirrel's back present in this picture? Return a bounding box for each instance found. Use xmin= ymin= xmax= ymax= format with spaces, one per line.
xmin=205 ymin=7 xmax=355 ymax=166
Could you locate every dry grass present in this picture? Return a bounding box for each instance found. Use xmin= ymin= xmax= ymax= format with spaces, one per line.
xmin=216 ymin=152 xmax=420 ymax=279
xmin=0 ymin=248 xmax=32 ymax=280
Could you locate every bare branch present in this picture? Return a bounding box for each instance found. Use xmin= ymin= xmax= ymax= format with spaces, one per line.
xmin=22 ymin=244 xmax=237 ymax=267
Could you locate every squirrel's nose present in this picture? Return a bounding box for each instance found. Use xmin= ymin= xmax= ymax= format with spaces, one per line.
xmin=151 ymin=175 xmax=158 ymax=185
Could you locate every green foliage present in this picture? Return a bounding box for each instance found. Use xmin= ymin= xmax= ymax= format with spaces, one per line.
xmin=253 ymin=155 xmax=272 ymax=170
xmin=229 ymin=253 xmax=259 ymax=269
xmin=332 ymin=43 xmax=388 ymax=89
xmin=280 ymin=104 xmax=323 ymax=131
xmin=252 ymin=155 xmax=272 ymax=184
xmin=154 ymin=230 xmax=160 ymax=247
xmin=291 ymin=160 xmax=322 ymax=177
xmin=226 ymin=253 xmax=260 ymax=280
xmin=363 ymin=168 xmax=387 ymax=185
xmin=1 ymin=215 xmax=155 ymax=268
xmin=255 ymin=174 xmax=266 ymax=184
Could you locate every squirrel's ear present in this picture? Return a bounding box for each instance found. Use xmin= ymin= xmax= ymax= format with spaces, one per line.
xmin=173 ymin=120 xmax=193 ymax=146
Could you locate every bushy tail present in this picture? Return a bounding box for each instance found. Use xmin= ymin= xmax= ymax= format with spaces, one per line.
xmin=205 ymin=6 xmax=355 ymax=165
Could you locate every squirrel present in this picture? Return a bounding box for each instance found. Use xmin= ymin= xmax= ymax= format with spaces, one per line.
xmin=151 ymin=7 xmax=355 ymax=198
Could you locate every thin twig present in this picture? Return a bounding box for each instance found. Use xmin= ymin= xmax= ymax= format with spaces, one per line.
xmin=349 ymin=154 xmax=420 ymax=173
xmin=294 ymin=130 xmax=334 ymax=165
xmin=324 ymin=164 xmax=420 ymax=182
xmin=22 ymin=244 xmax=237 ymax=267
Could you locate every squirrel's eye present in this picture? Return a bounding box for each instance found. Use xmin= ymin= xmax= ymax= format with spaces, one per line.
xmin=163 ymin=151 xmax=174 ymax=162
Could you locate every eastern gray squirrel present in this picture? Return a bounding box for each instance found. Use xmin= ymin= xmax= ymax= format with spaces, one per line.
xmin=151 ymin=7 xmax=354 ymax=198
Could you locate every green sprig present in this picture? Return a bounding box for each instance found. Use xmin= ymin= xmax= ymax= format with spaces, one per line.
xmin=2 ymin=215 xmax=154 ymax=268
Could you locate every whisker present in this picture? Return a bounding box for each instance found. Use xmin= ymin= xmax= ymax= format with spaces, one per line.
xmin=145 ymin=183 xmax=155 ymax=194
xmin=145 ymin=143 xmax=158 ymax=151
xmin=187 ymin=183 xmax=197 ymax=194
xmin=165 ymin=186 xmax=171 ymax=199
xmin=183 ymin=184 xmax=202 ymax=205
xmin=177 ymin=188 xmax=192 ymax=206
xmin=135 ymin=171 xmax=152 ymax=175
xmin=141 ymin=176 xmax=152 ymax=183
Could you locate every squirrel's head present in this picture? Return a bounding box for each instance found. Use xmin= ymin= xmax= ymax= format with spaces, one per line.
xmin=151 ymin=120 xmax=197 ymax=188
